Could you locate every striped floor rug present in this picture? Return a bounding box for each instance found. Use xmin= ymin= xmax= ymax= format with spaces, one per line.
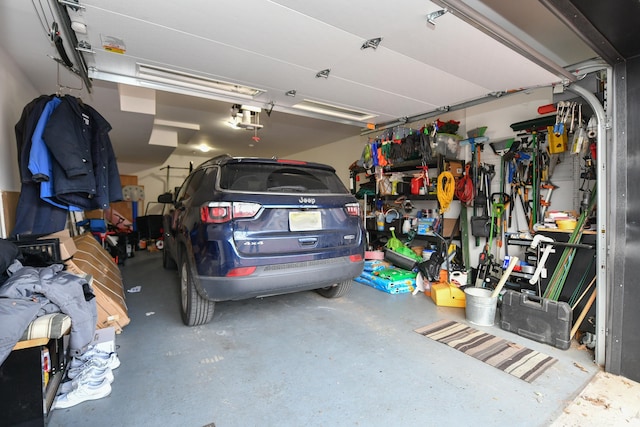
xmin=415 ymin=319 xmax=557 ymax=383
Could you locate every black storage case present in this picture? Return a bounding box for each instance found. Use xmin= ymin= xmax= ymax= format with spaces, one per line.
xmin=500 ymin=290 xmax=572 ymax=350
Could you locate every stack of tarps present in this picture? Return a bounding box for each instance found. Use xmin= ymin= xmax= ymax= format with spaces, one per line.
xmin=355 ymin=260 xmax=416 ymax=294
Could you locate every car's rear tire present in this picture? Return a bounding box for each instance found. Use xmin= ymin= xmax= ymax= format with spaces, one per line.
xmin=162 ymin=245 xmax=177 ymax=270
xmin=180 ymin=253 xmax=215 ymax=326
xmin=316 ymin=280 xmax=353 ymax=298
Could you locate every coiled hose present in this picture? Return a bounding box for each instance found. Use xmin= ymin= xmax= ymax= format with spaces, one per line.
xmin=455 ymin=164 xmax=474 ymax=205
xmin=437 ymin=171 xmax=455 ymax=213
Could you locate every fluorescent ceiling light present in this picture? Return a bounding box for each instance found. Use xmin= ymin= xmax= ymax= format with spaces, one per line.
xmin=154 ymin=119 xmax=200 ymax=130
xmin=292 ymin=99 xmax=377 ymax=122
xmin=88 ymin=67 xmax=265 ymax=103
xmin=137 ymin=63 xmax=265 ymax=97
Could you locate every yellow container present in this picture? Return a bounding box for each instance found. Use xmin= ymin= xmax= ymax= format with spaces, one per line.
xmin=547 ymin=126 xmax=567 ymax=154
xmin=556 ymin=219 xmax=577 ymax=230
xmin=430 ymin=282 xmax=466 ymax=308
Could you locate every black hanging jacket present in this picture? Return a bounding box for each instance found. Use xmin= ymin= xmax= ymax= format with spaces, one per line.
xmin=42 ymin=95 xmax=123 ymax=210
xmin=15 ymin=95 xmax=53 ymax=183
xmin=11 ymin=95 xmax=68 ymax=237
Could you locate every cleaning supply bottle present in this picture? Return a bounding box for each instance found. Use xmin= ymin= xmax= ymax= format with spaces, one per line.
xmin=402 ymin=217 xmax=411 ymax=234
xmin=376 ymin=212 xmax=385 ymax=231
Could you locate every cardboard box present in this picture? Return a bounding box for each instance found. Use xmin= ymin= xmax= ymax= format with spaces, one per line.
xmin=40 ymin=229 xmax=77 ymax=260
xmin=447 ymin=161 xmax=464 ymax=177
xmin=417 ymin=218 xmax=436 ymax=235
xmin=442 ymin=218 xmax=460 ymax=238
xmin=84 ymin=209 xmax=105 ymax=220
xmin=68 ymin=233 xmax=130 ymax=332
xmin=90 ymin=326 xmax=116 ymax=353
xmin=1 ymin=191 xmax=20 ymax=238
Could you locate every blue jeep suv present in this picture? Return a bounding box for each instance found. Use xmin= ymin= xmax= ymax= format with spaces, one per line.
xmin=159 ymin=155 xmax=365 ymax=325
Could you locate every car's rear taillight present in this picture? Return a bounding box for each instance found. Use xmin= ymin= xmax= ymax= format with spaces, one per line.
xmin=233 ymin=202 xmax=262 ymax=218
xmin=226 ymin=266 xmax=257 ymax=277
xmin=201 ymin=203 xmax=232 ymax=223
xmin=345 ymin=202 xmax=360 ymax=217
xmin=349 ymin=254 xmax=363 ymax=262
xmin=201 ymin=202 xmax=261 ymax=223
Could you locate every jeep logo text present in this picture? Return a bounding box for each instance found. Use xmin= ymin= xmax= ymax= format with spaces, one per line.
xmin=299 ymin=197 xmax=316 ymax=204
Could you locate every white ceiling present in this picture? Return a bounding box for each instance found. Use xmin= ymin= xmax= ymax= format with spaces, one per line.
xmin=0 ymin=0 xmax=596 ymax=166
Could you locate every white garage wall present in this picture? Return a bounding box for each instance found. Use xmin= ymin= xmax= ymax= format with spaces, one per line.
xmin=288 ymin=134 xmax=363 ymax=186
xmin=0 ymin=46 xmax=39 ymax=237
xmin=0 ymin=46 xmax=38 ymax=191
xmin=119 ymin=154 xmax=203 ymax=215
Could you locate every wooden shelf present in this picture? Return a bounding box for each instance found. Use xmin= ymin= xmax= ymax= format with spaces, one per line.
xmin=13 ymin=337 xmax=49 ymax=351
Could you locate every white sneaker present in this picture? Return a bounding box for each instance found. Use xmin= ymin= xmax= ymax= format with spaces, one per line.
xmin=53 ymin=377 xmax=112 ymax=409
xmin=59 ymin=366 xmax=114 ymax=395
xmin=70 ymin=349 xmax=120 ymax=370
xmin=67 ymin=354 xmax=120 ymax=379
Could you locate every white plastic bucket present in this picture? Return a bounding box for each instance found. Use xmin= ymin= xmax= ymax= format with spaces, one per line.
xmin=464 ymin=287 xmax=498 ymax=326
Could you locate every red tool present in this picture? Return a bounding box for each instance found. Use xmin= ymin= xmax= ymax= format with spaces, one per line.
xmin=537 ymin=104 xmax=557 ymax=115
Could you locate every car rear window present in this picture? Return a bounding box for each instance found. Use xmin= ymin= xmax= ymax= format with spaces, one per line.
xmin=220 ymin=163 xmax=349 ymax=194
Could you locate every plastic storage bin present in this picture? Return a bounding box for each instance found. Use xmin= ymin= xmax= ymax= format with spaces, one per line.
xmin=435 ymin=133 xmax=461 ymax=158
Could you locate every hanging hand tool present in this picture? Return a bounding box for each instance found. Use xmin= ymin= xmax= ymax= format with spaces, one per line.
xmin=421 ymin=165 xmax=430 ymax=190
xmin=490 ymin=192 xmax=508 ymax=251
xmin=553 ymin=101 xmax=565 ymax=136
xmin=514 ymin=183 xmax=530 ymax=231
xmin=569 ymin=102 xmax=576 ymax=134
xmin=531 ymin=131 xmax=539 ymax=228
xmin=471 ymin=165 xmax=493 ymax=245
xmin=474 ymin=246 xmax=492 ymax=288
xmin=528 ymin=234 xmax=555 ymax=285
xmin=539 ymin=182 xmax=557 ymax=219
xmin=537 ymin=104 xmax=557 ymax=115
xmin=587 ymin=115 xmax=597 ymax=139
xmin=460 ymin=205 xmax=472 ymax=286
xmin=571 ymin=104 xmax=586 ymax=154
xmin=498 ymin=158 xmax=507 ymax=249
xmin=507 ymin=160 xmax=516 ymax=228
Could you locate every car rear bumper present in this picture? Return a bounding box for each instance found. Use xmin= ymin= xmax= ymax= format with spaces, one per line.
xmin=196 ymin=256 xmax=364 ymax=301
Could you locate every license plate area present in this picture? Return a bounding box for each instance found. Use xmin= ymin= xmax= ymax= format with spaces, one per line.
xmin=289 ymin=211 xmax=322 ymax=231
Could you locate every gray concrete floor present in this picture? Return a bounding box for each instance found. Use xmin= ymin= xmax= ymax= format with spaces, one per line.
xmin=48 ymin=250 xmax=601 ymax=427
